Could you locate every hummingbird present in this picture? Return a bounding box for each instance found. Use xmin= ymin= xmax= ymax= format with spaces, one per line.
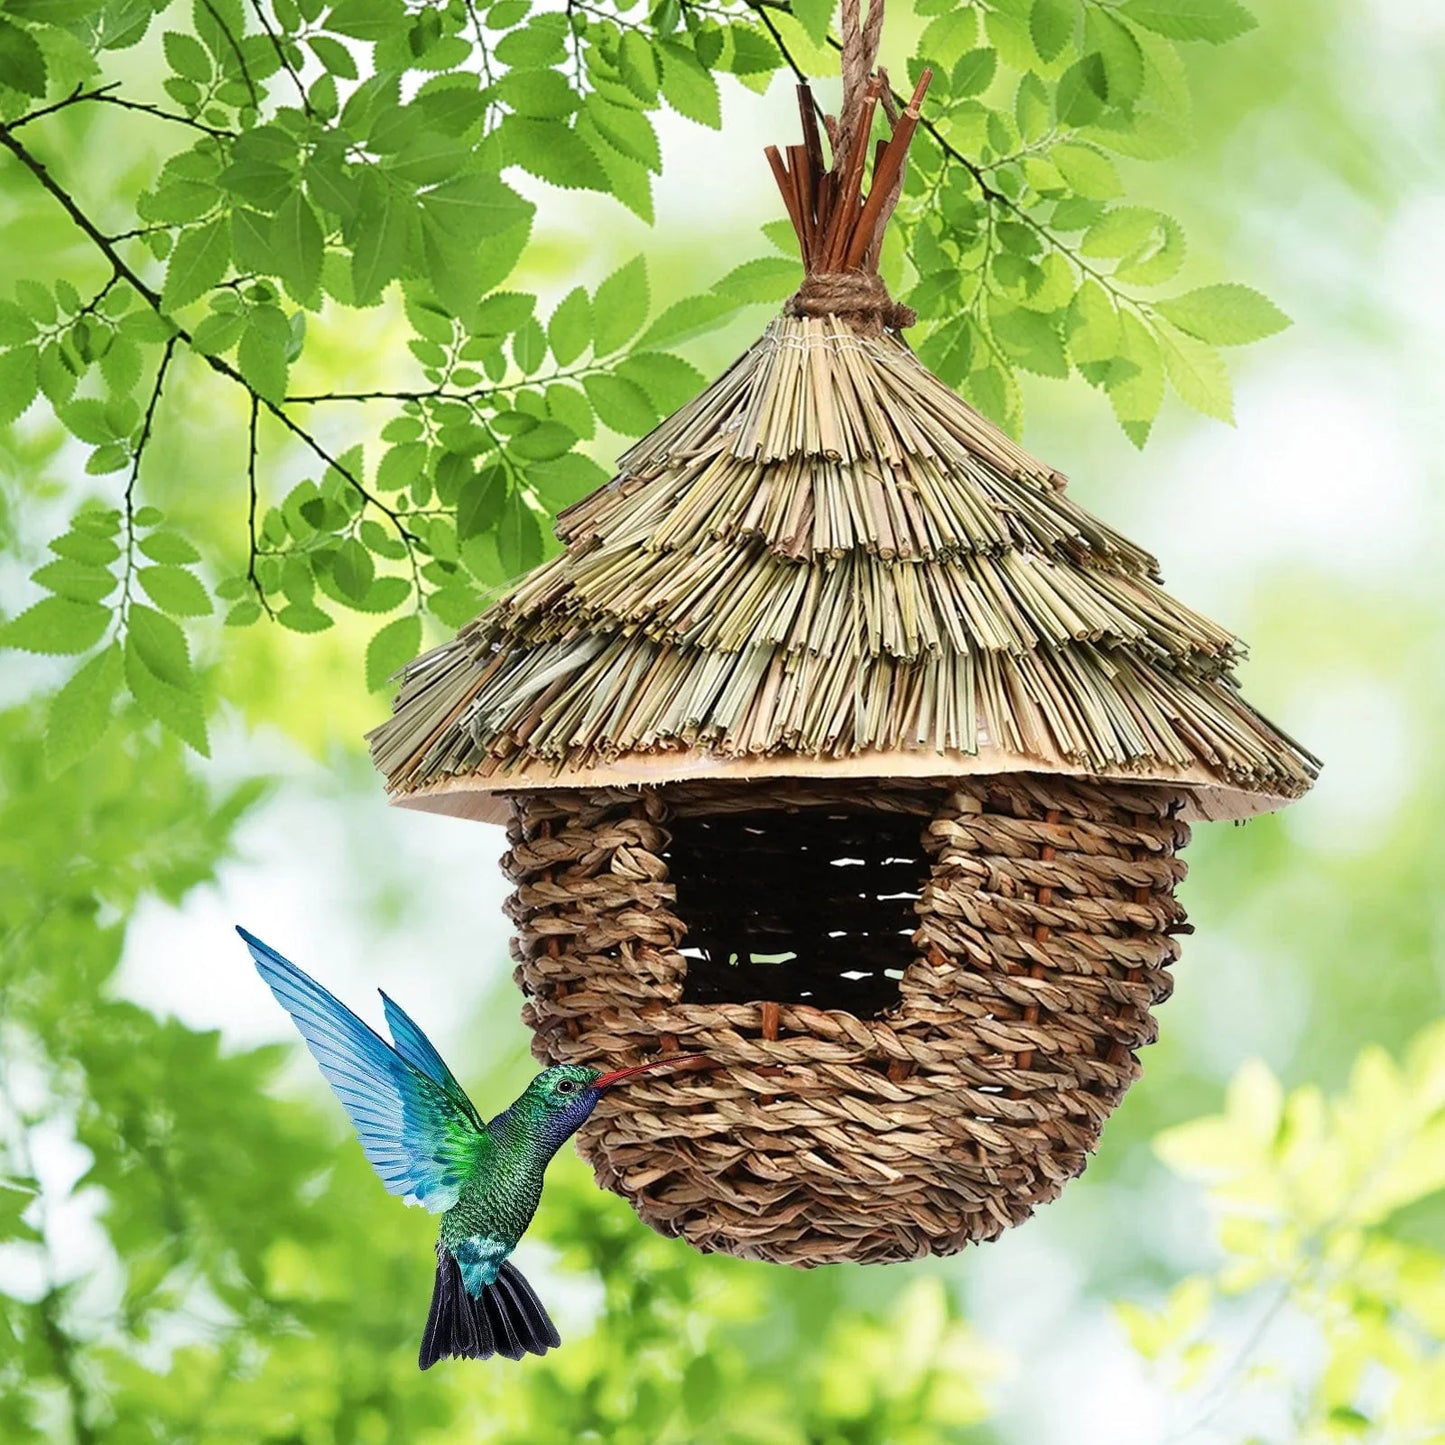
xmin=236 ymin=926 xmax=708 ymax=1368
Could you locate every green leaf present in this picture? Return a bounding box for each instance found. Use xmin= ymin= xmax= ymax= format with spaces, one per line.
xmin=161 ymin=220 xmax=230 ymax=310
xmin=352 ymin=186 xmax=409 ymax=304
xmin=331 ymin=538 xmax=374 ymax=599
xmin=1056 ymin=53 xmax=1108 ymax=126
xmin=584 ymin=372 xmax=657 ymax=434
xmin=366 ymin=613 xmax=421 ymax=691
xmin=1082 ymin=206 xmax=1172 ymax=258
xmin=328 ymin=0 xmax=407 ymax=42
xmin=616 ymin=352 xmax=705 ymax=412
xmin=124 ymin=633 xmax=209 ymax=755
xmin=51 ymin=531 xmax=119 ymax=566
xmin=272 ymin=191 xmax=325 ymax=302
xmin=1 ymin=596 xmax=110 ymax=654
xmin=0 ymin=300 xmax=34 ymax=345
xmin=419 ymin=172 xmax=533 ymax=239
xmin=1085 ymin=8 xmax=1144 ymax=106
xmin=46 ymin=644 xmax=121 ymax=774
xmin=1157 ymin=323 xmax=1233 ymax=422
xmin=32 ymin=558 xmax=115 ymax=603
xmin=545 ymin=381 xmax=594 ymax=440
xmin=548 ymin=286 xmax=592 ymax=366
xmin=1065 ymin=279 xmax=1120 ymax=366
xmin=277 ymin=603 xmax=333 ymax=632
xmin=918 ymin=315 xmax=974 ymax=386
xmin=225 ymin=600 xmax=262 ymax=626
xmin=952 ymin=48 xmax=997 ymax=98
xmin=237 ymin=306 xmax=291 ymax=404
xmin=138 ymin=565 xmax=212 ymax=617
xmin=457 ymin=465 xmax=508 ymax=539
xmin=592 ymin=256 xmax=649 ymax=355
xmin=790 ymin=0 xmax=833 ymax=47
xmin=498 ymin=68 xmax=576 ymax=119
xmin=495 ymin=18 xmax=567 ymax=67
xmin=1119 ymin=0 xmax=1256 ymax=43
xmin=427 ymin=585 xmax=481 ymax=627
xmin=308 ymin=33 xmax=358 ymax=77
xmin=713 ymin=256 xmax=799 ymax=305
xmin=618 ymin=29 xmax=660 ymax=101
xmin=1030 ymin=0 xmax=1073 ymax=62
xmin=638 ymin=293 xmax=737 ymax=348
xmin=163 ymin=30 xmax=211 ymax=81
xmin=0 ymin=18 xmax=47 ymax=97
xmin=512 ymin=318 xmax=547 ymax=375
xmin=1015 ymin=71 xmax=1050 ymax=143
xmin=588 ymin=98 xmax=661 ymax=172
xmin=504 ymin=118 xmax=597 ymax=190
xmin=0 ymin=346 xmax=39 ymax=424
xmin=1154 ymin=284 xmax=1290 ymax=346
xmin=527 ymin=452 xmax=609 ymax=509
xmin=509 ymin=421 xmax=575 ymax=462
xmin=987 ymin=297 xmax=1068 ymax=378
xmin=139 ymin=530 xmax=201 ymax=564
xmin=468 ymin=290 xmax=535 ymax=337
xmin=127 ymin=603 xmax=193 ymax=689
xmin=1051 ymin=143 xmax=1123 ymax=199
xmin=659 ymin=40 xmax=721 ymax=128
xmin=496 ymin=494 xmax=543 ymax=575
xmin=1107 ymin=309 xmax=1164 ymax=446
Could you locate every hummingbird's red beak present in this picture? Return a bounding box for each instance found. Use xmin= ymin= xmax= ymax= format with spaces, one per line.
xmin=591 ymin=1054 xmax=716 ymax=1091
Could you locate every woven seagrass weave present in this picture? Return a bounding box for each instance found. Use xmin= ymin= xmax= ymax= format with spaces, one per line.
xmin=503 ymin=775 xmax=1189 ymax=1266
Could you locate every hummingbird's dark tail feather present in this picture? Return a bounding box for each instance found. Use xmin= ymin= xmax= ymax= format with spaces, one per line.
xmin=419 ymin=1247 xmax=561 ymax=1369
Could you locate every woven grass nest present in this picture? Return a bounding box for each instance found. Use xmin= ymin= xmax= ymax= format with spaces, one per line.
xmin=369 ymin=8 xmax=1317 ymax=1267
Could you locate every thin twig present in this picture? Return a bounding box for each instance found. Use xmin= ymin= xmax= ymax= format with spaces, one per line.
xmin=196 ymin=0 xmax=260 ymax=110
xmin=118 ymin=337 xmax=178 ymax=621
xmin=244 ymin=0 xmax=314 ymax=116
xmin=88 ymin=90 xmax=237 ymax=140
xmin=245 ymin=397 xmax=276 ymax=616
xmin=0 ymin=123 xmax=420 ymax=547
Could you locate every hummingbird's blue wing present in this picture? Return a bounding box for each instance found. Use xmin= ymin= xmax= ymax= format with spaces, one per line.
xmin=239 ymin=927 xmax=484 ymax=1212
xmin=379 ymin=990 xmax=485 ymax=1131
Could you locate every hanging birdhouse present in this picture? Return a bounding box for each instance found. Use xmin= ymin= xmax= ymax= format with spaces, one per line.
xmin=368 ymin=13 xmax=1316 ymax=1268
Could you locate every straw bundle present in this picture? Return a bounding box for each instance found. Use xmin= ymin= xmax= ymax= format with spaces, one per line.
xmin=368 ymin=307 xmax=1316 ymax=818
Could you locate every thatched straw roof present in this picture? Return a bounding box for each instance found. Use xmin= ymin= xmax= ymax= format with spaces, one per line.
xmin=367 ymin=310 xmax=1317 ymax=824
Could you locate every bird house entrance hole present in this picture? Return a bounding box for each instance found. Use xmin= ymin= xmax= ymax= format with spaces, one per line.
xmin=664 ymin=807 xmax=925 ymax=1017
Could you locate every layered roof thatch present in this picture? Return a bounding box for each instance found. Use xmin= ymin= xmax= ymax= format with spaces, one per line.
xmin=368 ymin=307 xmax=1316 ymax=823
xmin=368 ymin=44 xmax=1316 ymax=827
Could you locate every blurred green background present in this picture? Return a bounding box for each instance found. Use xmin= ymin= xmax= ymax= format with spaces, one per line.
xmin=2 ymin=0 xmax=1443 ymax=1440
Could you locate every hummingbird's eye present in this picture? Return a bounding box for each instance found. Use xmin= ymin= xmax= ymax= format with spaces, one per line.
xmin=556 ymin=1079 xmax=577 ymax=1095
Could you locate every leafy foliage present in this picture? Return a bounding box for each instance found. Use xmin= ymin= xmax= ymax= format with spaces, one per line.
xmin=1115 ymin=1033 xmax=1445 ymax=1441
xmin=0 ymin=697 xmax=1004 ymax=1441
xmin=0 ymin=1 xmax=1283 ymax=769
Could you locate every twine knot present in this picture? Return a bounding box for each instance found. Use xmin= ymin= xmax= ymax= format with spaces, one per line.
xmin=785 ymin=271 xmax=916 ymax=335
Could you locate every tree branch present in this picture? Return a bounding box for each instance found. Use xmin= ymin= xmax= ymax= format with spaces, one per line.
xmin=245 ymin=0 xmax=315 ymax=116
xmin=196 ymin=0 xmax=261 ymax=110
xmin=0 ymin=123 xmax=420 ymax=547
xmin=118 ymin=337 xmax=179 ymax=618
xmin=8 ymin=84 xmax=236 ymax=140
xmin=245 ymin=397 xmax=275 ymax=616
xmin=88 ymin=90 xmax=237 ymax=140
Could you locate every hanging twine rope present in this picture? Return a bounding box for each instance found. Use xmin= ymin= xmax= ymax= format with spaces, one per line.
xmin=766 ymin=0 xmax=930 ymax=334
xmin=785 ymin=270 xmax=915 ymax=332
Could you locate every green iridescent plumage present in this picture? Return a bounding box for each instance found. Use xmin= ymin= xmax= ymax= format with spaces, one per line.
xmin=237 ymin=926 xmax=685 ymax=1367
